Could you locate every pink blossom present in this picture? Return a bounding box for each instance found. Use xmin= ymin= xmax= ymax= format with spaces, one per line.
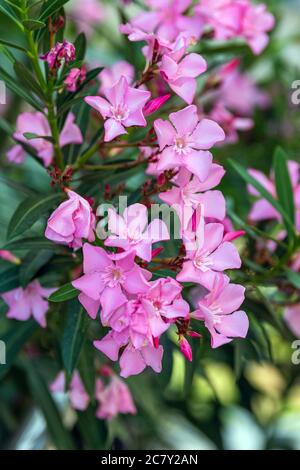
xmin=1 ymin=280 xmax=55 ymax=328
xmin=160 ymin=39 xmax=207 ymax=104
xmin=159 ymin=165 xmax=226 ymax=231
xmin=248 ymin=161 xmax=300 ymax=227
xmin=50 ymin=371 xmax=89 ymax=411
xmin=210 ymin=103 xmax=253 ymax=144
xmin=64 ymin=66 xmax=86 ymax=92
xmin=284 ymin=304 xmax=300 ymax=338
xmin=95 ymin=376 xmax=136 ymax=420
xmin=105 ymin=203 xmax=169 ymax=262
xmin=72 ymin=243 xmax=150 ymax=322
xmin=99 ymin=61 xmax=135 ymax=92
xmin=70 ymin=0 xmax=105 ymax=37
xmin=196 ymin=0 xmax=275 ymax=55
xmin=218 ymin=59 xmax=270 ymax=115
xmin=0 ymin=250 xmax=20 ymax=264
xmin=8 ymin=112 xmax=82 ymax=167
xmin=192 ymin=274 xmax=248 ymax=348
xmin=85 ymin=76 xmax=151 ymax=142
xmin=154 ymin=105 xmax=225 ymax=181
xmin=45 ymin=190 xmax=96 ymax=250
xmin=94 ymin=276 xmax=188 ymax=377
xmin=177 ymin=221 xmax=241 ymax=290
xmin=94 ymin=327 xmax=164 ymax=378
xmin=129 ymin=0 xmax=203 ymax=43
xmin=40 ymin=40 xmax=76 ymax=70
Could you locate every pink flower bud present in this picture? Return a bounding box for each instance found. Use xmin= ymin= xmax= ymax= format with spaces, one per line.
xmin=0 ymin=250 xmax=21 ymax=264
xmin=40 ymin=40 xmax=76 ymax=71
xmin=151 ymin=246 xmax=164 ymax=259
xmin=180 ymin=337 xmax=192 ymax=362
xmin=187 ymin=330 xmax=202 ymax=339
xmin=64 ymin=66 xmax=86 ymax=92
xmin=143 ymin=94 xmax=171 ymax=116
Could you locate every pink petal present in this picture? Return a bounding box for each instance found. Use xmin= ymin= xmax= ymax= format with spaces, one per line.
xmin=191 ymin=119 xmax=225 ymax=150
xmin=154 ymin=118 xmax=175 ymax=150
xmin=104 ymin=118 xmax=127 ymax=142
xmin=169 ymin=105 xmax=198 ymax=136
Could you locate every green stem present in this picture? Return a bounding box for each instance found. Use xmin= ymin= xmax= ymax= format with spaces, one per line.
xmin=75 ymin=140 xmax=102 ymax=169
xmin=47 ymin=96 xmax=64 ymax=169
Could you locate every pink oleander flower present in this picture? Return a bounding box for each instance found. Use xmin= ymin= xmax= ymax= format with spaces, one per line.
xmin=1 ymin=280 xmax=55 ymax=328
xmin=50 ymin=371 xmax=89 ymax=411
xmin=217 ymin=59 xmax=270 ymax=115
xmin=45 ymin=190 xmax=96 ymax=250
xmin=94 ymin=328 xmax=164 ymax=378
xmin=95 ymin=375 xmax=136 ymax=420
xmin=248 ymin=161 xmax=300 ymax=230
xmin=94 ymin=277 xmax=188 ymax=377
xmin=8 ymin=112 xmax=82 ymax=167
xmin=85 ymin=76 xmax=151 ymax=142
xmin=159 ymin=166 xmax=226 ymax=232
xmin=160 ymin=39 xmax=207 ymax=104
xmin=193 ymin=274 xmax=249 ymax=348
xmin=284 ymin=304 xmax=300 ymax=338
xmin=72 ymin=243 xmax=151 ymax=322
xmin=64 ymin=66 xmax=86 ymax=92
xmin=99 ymin=61 xmax=135 ymax=92
xmin=70 ymin=0 xmax=105 ymax=37
xmin=196 ymin=0 xmax=275 ymax=55
xmin=105 ymin=203 xmax=169 ymax=262
xmin=0 ymin=250 xmax=20 ymax=264
xmin=177 ymin=221 xmax=241 ymax=290
xmin=210 ymin=103 xmax=253 ymax=144
xmin=40 ymin=40 xmax=76 ymax=70
xmin=154 ymin=105 xmax=225 ymax=181
xmin=129 ymin=0 xmax=203 ymax=43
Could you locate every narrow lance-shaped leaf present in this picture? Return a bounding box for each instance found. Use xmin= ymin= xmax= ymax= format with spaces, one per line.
xmin=273 ymin=147 xmax=295 ymax=225
xmin=62 ymin=299 xmax=90 ymax=377
xmin=228 ymin=159 xmax=296 ymax=242
xmin=0 ymin=265 xmax=20 ymax=294
xmin=22 ymin=360 xmax=75 ymax=450
xmin=49 ymin=282 xmax=79 ymax=302
xmin=20 ymin=250 xmax=53 ymax=287
xmin=7 ymin=193 xmax=63 ymax=239
xmin=0 ymin=320 xmax=37 ymax=380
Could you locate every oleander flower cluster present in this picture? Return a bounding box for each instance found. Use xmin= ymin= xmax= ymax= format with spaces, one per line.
xmin=4 ymin=0 xmax=294 ymax=430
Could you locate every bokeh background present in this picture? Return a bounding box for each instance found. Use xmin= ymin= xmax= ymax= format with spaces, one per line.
xmin=0 ymin=0 xmax=300 ymax=450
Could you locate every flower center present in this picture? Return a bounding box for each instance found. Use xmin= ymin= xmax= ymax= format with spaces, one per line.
xmin=173 ymin=136 xmax=192 ymax=156
xmin=101 ymin=265 xmax=125 ymax=288
xmin=194 ymin=252 xmax=212 ymax=272
xmin=111 ymin=104 xmax=129 ymax=122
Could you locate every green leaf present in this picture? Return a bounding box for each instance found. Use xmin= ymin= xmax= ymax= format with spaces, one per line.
xmin=23 ymin=132 xmax=53 ymax=142
xmin=62 ymin=299 xmax=89 ymax=377
xmin=285 ymin=269 xmax=300 ymax=289
xmin=49 ymin=282 xmax=79 ymax=302
xmin=74 ymin=32 xmax=86 ymax=61
xmin=0 ymin=37 xmax=27 ymax=52
xmin=22 ymin=19 xmax=46 ymax=31
xmin=273 ymin=147 xmax=295 ymax=225
xmin=20 ymin=250 xmax=53 ymax=286
xmin=229 ymin=159 xmax=295 ymax=241
xmin=13 ymin=61 xmax=46 ymax=101
xmin=22 ymin=360 xmax=75 ymax=450
xmin=7 ymin=193 xmax=63 ymax=239
xmin=2 ymin=236 xmax=65 ymax=253
xmin=0 ymin=320 xmax=37 ymax=380
xmin=0 ymin=265 xmax=20 ymax=294
xmin=0 ymin=1 xmax=24 ymax=30
xmin=38 ymin=0 xmax=70 ymax=22
xmin=0 ymin=66 xmax=43 ymax=111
